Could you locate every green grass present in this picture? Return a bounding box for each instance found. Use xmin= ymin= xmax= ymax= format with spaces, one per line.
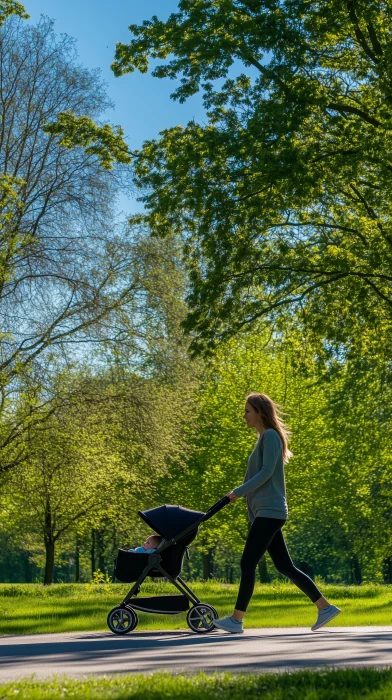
xmin=0 ymin=582 xmax=391 ymax=635
xmin=1 ymin=669 xmax=392 ymax=699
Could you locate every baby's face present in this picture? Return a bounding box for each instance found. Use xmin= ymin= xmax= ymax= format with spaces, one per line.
xmin=143 ymin=536 xmax=158 ymax=550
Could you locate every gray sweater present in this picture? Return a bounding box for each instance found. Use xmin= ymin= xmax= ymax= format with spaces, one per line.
xmin=233 ymin=428 xmax=288 ymax=521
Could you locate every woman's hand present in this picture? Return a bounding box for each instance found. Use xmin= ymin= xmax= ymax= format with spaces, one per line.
xmin=227 ymin=490 xmax=238 ymax=503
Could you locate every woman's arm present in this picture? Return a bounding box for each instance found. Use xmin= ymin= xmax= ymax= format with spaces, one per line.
xmin=232 ymin=430 xmax=282 ymax=498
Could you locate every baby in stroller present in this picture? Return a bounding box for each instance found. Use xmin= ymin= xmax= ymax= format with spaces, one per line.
xmin=128 ymin=534 xmax=162 ymax=553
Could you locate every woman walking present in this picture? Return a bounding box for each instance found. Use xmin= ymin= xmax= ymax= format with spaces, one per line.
xmin=213 ymin=392 xmax=341 ymax=634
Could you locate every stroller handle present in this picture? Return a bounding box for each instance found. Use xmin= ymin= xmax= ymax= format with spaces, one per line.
xmin=202 ymin=495 xmax=231 ymax=522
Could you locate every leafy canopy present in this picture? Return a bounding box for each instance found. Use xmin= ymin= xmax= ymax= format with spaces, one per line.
xmin=43 ymin=112 xmax=132 ymax=171
xmin=112 ymin=0 xmax=392 ymax=355
xmin=0 ymin=0 xmax=28 ymax=26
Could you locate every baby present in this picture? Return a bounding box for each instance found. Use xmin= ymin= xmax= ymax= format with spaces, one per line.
xmin=128 ymin=534 xmax=162 ymax=553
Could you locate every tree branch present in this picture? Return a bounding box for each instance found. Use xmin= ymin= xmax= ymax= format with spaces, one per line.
xmin=268 ymin=220 xmax=369 ymax=247
xmin=227 ymin=264 xmax=392 ymax=283
xmin=327 ymin=102 xmax=381 ymax=128
xmin=345 ymin=0 xmax=380 ymax=64
xmin=235 ymin=274 xmax=349 ymax=330
xmin=362 ymin=277 xmax=392 ymax=307
xmin=366 ymin=20 xmax=383 ymax=57
xmin=349 ymin=183 xmax=392 ymax=249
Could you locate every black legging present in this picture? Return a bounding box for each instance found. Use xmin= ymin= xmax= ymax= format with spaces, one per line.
xmin=235 ymin=516 xmax=322 ymax=612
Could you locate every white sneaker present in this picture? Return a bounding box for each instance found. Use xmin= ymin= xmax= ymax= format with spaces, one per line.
xmin=311 ymin=604 xmax=341 ymax=631
xmin=212 ymin=615 xmax=244 ymax=633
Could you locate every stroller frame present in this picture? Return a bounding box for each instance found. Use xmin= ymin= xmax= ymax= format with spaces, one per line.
xmin=108 ymin=496 xmax=230 ymax=633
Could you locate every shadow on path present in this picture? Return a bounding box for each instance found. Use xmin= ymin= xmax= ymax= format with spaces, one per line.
xmin=0 ymin=628 xmax=391 ymax=678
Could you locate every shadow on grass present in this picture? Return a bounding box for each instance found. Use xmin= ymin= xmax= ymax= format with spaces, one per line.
xmin=1 ymin=584 xmax=391 ymax=635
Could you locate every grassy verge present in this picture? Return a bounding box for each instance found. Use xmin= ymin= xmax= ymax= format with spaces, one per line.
xmin=0 ymin=582 xmax=391 ymax=635
xmin=1 ymin=669 xmax=392 ymax=699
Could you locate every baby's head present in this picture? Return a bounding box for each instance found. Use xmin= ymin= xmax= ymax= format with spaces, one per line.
xmin=142 ymin=534 xmax=162 ymax=550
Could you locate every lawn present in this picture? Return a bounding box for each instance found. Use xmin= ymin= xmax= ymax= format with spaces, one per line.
xmin=1 ymin=669 xmax=392 ymax=699
xmin=0 ymin=581 xmax=391 ymax=635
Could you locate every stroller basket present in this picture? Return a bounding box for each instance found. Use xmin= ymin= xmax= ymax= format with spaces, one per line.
xmin=130 ymin=595 xmax=189 ymax=614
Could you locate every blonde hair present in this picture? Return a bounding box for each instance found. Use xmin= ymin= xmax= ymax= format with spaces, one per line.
xmin=246 ymin=392 xmax=293 ymax=463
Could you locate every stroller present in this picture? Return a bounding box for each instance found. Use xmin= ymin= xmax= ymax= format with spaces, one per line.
xmin=107 ymin=495 xmax=230 ymax=634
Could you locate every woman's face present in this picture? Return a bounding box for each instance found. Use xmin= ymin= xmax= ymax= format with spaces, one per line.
xmin=243 ymin=400 xmax=262 ymax=430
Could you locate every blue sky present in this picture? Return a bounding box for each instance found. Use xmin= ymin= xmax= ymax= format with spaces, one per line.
xmin=26 ymin=1 xmax=207 ymax=214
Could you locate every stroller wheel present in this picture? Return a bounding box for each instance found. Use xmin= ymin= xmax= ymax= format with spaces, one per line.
xmin=187 ymin=603 xmax=217 ymax=634
xmin=107 ymin=605 xmax=138 ymax=634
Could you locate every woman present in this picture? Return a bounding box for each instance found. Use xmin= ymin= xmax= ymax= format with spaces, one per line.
xmin=213 ymin=392 xmax=341 ymax=634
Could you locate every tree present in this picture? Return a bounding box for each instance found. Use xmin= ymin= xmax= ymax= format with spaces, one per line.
xmin=1 ymin=385 xmax=124 ymax=584
xmin=0 ymin=351 xmax=200 ymax=584
xmin=0 ymin=17 xmax=157 ymax=472
xmin=106 ymin=0 xmax=392 ymax=356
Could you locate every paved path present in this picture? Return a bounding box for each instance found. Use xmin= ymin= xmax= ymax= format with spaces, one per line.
xmin=0 ymin=627 xmax=391 ymax=682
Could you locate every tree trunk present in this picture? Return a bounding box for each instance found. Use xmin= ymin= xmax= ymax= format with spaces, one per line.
xmin=350 ymin=555 xmax=362 ymax=584
xmin=23 ymin=553 xmax=33 ymax=583
xmin=383 ymin=557 xmax=392 ymax=583
xmin=43 ymin=496 xmax=55 ymax=584
xmin=225 ymin=564 xmax=234 ymax=583
xmin=44 ymin=539 xmax=55 ymax=585
xmin=75 ymin=537 xmax=80 ymax=583
xmin=91 ymin=529 xmax=96 ymax=576
xmin=258 ymin=555 xmax=270 ymax=583
xmin=202 ymin=550 xmax=214 ymax=580
xmin=96 ymin=529 xmax=105 ymax=574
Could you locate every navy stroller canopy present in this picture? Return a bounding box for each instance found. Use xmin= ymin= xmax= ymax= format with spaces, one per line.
xmin=138 ymin=504 xmax=205 ymax=540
